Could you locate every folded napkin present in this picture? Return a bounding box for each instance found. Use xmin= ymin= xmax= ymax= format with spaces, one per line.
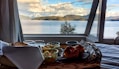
xmin=2 ymin=46 xmax=44 ymax=69
xmin=0 ymin=40 xmax=9 ymax=55
xmin=0 ymin=40 xmax=44 ymax=69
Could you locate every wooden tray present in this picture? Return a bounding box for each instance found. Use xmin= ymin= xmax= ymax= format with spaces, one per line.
xmin=40 ymin=43 xmax=102 ymax=69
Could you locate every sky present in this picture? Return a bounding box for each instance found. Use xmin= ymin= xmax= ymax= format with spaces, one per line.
xmin=17 ymin=0 xmax=119 ymax=18
xmin=106 ymin=0 xmax=119 ymax=17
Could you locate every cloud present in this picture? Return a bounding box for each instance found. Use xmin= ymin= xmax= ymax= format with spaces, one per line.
xmin=108 ymin=4 xmax=119 ymax=10
xmin=106 ymin=11 xmax=119 ymax=17
xmin=77 ymin=0 xmax=93 ymax=4
xmin=17 ymin=0 xmax=41 ymax=3
xmin=109 ymin=4 xmax=119 ymax=7
xmin=105 ymin=4 xmax=119 ymax=17
xmin=17 ymin=0 xmax=90 ymax=17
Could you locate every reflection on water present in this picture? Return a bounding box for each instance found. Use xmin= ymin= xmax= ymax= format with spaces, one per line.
xmin=21 ymin=20 xmax=119 ymax=38
xmin=21 ymin=20 xmax=87 ymax=34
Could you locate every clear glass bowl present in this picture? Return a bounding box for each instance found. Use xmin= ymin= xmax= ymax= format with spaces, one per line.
xmin=65 ymin=40 xmax=79 ymax=46
xmin=47 ymin=41 xmax=60 ymax=48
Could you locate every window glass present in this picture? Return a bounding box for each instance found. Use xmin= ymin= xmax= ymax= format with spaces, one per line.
xmin=90 ymin=7 xmax=99 ymax=37
xmin=104 ymin=0 xmax=119 ymax=38
xmin=17 ymin=0 xmax=93 ymax=34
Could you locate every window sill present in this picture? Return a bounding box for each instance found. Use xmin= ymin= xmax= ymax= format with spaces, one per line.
xmin=23 ymin=34 xmax=86 ymax=44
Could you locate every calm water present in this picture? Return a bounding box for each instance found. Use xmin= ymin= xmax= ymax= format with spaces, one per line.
xmin=21 ymin=20 xmax=119 ymax=38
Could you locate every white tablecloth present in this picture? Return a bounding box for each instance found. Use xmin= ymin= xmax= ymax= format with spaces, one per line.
xmin=0 ymin=40 xmax=44 ymax=69
xmin=95 ymin=43 xmax=119 ymax=69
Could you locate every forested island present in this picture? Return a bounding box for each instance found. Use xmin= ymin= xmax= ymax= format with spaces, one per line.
xmin=31 ymin=15 xmax=89 ymax=21
xmin=20 ymin=15 xmax=119 ymax=21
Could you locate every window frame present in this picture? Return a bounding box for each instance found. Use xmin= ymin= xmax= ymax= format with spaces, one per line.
xmin=87 ymin=0 xmax=119 ymax=44
xmin=85 ymin=0 xmax=99 ymax=42
xmin=102 ymin=0 xmax=119 ymax=44
xmin=86 ymin=0 xmax=108 ymax=43
xmin=23 ymin=34 xmax=86 ymax=44
xmin=18 ymin=0 xmax=106 ymax=44
xmin=97 ymin=0 xmax=107 ymax=43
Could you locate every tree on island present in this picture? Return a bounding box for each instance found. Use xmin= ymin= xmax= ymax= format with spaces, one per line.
xmin=60 ymin=19 xmax=75 ymax=34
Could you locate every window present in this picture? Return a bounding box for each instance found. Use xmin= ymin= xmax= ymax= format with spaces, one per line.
xmin=86 ymin=0 xmax=99 ymax=42
xmin=17 ymin=0 xmax=93 ymax=34
xmin=104 ymin=0 xmax=119 ymax=39
xmin=90 ymin=7 xmax=99 ymax=38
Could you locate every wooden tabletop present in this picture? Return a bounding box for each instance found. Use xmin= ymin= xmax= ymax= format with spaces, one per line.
xmin=39 ymin=62 xmax=100 ymax=69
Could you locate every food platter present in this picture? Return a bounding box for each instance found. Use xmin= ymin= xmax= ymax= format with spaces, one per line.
xmin=42 ymin=41 xmax=102 ymax=63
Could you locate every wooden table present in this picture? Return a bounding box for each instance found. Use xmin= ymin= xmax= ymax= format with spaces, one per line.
xmin=39 ymin=62 xmax=100 ymax=69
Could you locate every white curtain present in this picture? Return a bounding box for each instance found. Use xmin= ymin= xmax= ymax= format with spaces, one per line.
xmin=0 ymin=0 xmax=24 ymax=43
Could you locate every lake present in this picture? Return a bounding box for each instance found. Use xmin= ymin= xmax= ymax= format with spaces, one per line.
xmin=21 ymin=20 xmax=119 ymax=38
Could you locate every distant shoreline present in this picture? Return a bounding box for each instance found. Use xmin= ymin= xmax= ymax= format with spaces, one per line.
xmin=20 ymin=15 xmax=89 ymax=21
xmin=20 ymin=15 xmax=119 ymax=21
xmin=31 ymin=15 xmax=88 ymax=21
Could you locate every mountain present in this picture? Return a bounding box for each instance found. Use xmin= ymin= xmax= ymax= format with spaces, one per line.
xmin=19 ymin=15 xmax=31 ymax=20
xmin=32 ymin=15 xmax=89 ymax=21
xmin=64 ymin=15 xmax=88 ymax=20
xmin=106 ymin=16 xmax=119 ymax=21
